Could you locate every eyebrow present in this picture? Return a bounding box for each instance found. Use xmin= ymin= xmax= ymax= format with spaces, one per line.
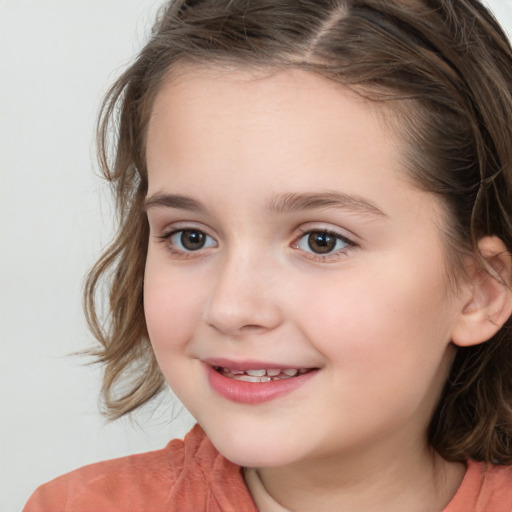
xmin=265 ymin=192 xmax=387 ymax=217
xmin=144 ymin=193 xmax=207 ymax=213
xmin=144 ymin=191 xmax=387 ymax=218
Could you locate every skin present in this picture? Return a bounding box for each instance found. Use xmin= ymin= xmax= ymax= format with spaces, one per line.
xmin=143 ymin=66 xmax=472 ymax=511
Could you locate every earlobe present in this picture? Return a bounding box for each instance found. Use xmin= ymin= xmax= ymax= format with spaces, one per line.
xmin=451 ymin=236 xmax=512 ymax=347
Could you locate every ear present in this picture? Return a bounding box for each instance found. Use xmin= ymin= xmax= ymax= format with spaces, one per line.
xmin=451 ymin=236 xmax=512 ymax=347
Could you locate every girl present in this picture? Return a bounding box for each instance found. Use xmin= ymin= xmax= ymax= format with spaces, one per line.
xmin=24 ymin=0 xmax=512 ymax=510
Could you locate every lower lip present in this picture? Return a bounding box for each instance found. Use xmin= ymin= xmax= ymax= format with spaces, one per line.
xmin=206 ymin=365 xmax=318 ymax=404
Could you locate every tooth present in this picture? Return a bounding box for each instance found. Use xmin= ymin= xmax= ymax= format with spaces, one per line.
xmin=228 ymin=369 xmax=245 ymax=375
xmin=266 ymin=369 xmax=281 ymax=376
xmin=246 ymin=369 xmax=266 ymax=377
xmin=235 ymin=375 xmax=271 ymax=382
xmin=283 ymin=369 xmax=298 ymax=376
xmin=299 ymin=369 xmax=308 ymax=374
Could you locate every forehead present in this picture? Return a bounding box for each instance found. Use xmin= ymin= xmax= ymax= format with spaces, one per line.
xmin=146 ymin=65 xmax=406 ymax=187
xmin=150 ymin=64 xmax=391 ymax=129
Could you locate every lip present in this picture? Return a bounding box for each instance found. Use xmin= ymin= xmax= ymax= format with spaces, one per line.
xmin=204 ymin=361 xmax=319 ymax=404
xmin=203 ymin=357 xmax=312 ymax=371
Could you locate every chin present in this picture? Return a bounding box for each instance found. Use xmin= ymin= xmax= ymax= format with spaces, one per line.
xmin=200 ymin=419 xmax=303 ymax=468
xmin=214 ymin=439 xmax=298 ymax=468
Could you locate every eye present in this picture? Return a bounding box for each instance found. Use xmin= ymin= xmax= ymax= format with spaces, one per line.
xmin=167 ymin=229 xmax=217 ymax=252
xmin=296 ymin=230 xmax=351 ymax=255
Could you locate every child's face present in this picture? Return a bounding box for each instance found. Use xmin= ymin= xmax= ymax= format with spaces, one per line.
xmin=144 ymin=66 xmax=467 ymax=468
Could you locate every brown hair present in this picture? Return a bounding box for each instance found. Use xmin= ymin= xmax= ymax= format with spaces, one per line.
xmin=86 ymin=0 xmax=512 ymax=463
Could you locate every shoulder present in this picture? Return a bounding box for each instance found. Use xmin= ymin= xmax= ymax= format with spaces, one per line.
xmin=23 ymin=424 xmax=257 ymax=512
xmin=444 ymin=460 xmax=512 ymax=512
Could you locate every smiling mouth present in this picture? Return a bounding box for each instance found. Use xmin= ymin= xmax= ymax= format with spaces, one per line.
xmin=213 ymin=366 xmax=313 ymax=382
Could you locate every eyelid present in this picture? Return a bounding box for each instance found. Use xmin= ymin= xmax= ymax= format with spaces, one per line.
xmin=157 ymin=220 xmax=216 ymax=239
xmin=294 ymin=223 xmax=358 ymax=244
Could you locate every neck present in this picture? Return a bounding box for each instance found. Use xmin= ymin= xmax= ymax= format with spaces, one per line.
xmin=245 ymin=436 xmax=465 ymax=512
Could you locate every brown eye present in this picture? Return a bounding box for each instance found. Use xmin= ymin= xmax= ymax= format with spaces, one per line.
xmin=180 ymin=230 xmax=206 ymax=250
xmin=307 ymin=232 xmax=337 ymax=254
xmin=295 ymin=230 xmax=351 ymax=257
xmin=166 ymin=229 xmax=217 ymax=252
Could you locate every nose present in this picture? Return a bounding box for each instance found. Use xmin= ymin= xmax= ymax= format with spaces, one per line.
xmin=202 ymin=250 xmax=283 ymax=337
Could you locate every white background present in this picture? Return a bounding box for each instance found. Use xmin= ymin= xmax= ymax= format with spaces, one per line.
xmin=1 ymin=1 xmax=511 ymax=511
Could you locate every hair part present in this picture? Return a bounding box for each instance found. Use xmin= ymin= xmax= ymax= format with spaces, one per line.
xmin=86 ymin=0 xmax=512 ymax=462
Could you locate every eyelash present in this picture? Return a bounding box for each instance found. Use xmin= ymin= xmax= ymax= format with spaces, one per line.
xmin=156 ymin=226 xmax=357 ymax=261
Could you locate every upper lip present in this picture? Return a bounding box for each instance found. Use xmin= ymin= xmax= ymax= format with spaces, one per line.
xmin=202 ymin=357 xmax=316 ymax=371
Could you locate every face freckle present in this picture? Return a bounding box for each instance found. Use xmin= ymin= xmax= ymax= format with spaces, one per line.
xmin=143 ymin=66 xmax=466 ymax=471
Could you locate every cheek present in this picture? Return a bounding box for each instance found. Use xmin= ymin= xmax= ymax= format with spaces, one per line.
xmin=143 ymin=256 xmax=206 ymax=356
xmin=298 ymin=276 xmax=456 ymax=433
xmin=292 ymin=257 xmax=456 ymax=380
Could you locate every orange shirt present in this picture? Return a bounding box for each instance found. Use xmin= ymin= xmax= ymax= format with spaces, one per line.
xmin=445 ymin=460 xmax=512 ymax=512
xmin=24 ymin=425 xmax=257 ymax=512
xmin=24 ymin=425 xmax=512 ymax=512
